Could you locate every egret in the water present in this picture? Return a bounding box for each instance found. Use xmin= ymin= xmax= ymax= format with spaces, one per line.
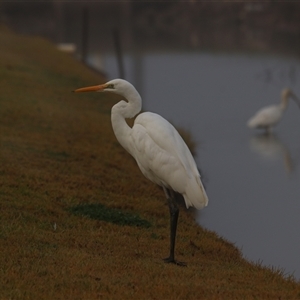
xmin=247 ymin=88 xmax=300 ymax=133
xmin=74 ymin=79 xmax=208 ymax=266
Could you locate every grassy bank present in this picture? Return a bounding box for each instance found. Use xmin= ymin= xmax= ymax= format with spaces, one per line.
xmin=1 ymin=26 xmax=300 ymax=299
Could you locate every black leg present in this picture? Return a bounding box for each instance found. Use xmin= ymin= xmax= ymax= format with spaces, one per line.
xmin=162 ymin=187 xmax=187 ymax=266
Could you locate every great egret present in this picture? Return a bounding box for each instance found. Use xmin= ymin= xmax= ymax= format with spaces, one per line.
xmin=74 ymin=79 xmax=208 ymax=266
xmin=247 ymin=88 xmax=300 ymax=133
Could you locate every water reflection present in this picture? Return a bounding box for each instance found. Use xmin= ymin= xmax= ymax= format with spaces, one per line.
xmin=249 ymin=133 xmax=294 ymax=175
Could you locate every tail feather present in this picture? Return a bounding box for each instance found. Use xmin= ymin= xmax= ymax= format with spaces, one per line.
xmin=247 ymin=117 xmax=257 ymax=128
xmin=183 ymin=176 xmax=208 ymax=210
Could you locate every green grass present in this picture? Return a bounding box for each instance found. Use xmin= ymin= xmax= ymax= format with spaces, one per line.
xmin=1 ymin=26 xmax=300 ymax=299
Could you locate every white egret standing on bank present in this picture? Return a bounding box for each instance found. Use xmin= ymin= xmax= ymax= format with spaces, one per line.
xmin=247 ymin=88 xmax=300 ymax=133
xmin=74 ymin=79 xmax=208 ymax=266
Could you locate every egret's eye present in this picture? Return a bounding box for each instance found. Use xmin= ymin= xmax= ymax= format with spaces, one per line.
xmin=107 ymin=84 xmax=114 ymax=89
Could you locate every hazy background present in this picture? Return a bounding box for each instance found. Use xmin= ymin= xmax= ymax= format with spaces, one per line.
xmin=1 ymin=2 xmax=300 ymax=64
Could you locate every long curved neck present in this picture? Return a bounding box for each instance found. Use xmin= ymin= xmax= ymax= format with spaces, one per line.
xmin=111 ymin=90 xmax=142 ymax=156
xmin=280 ymin=94 xmax=289 ymax=111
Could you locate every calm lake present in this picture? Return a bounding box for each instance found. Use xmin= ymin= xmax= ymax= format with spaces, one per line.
xmin=96 ymin=52 xmax=300 ymax=279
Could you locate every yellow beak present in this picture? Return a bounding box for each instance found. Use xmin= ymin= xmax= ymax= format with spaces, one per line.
xmin=74 ymin=83 xmax=108 ymax=93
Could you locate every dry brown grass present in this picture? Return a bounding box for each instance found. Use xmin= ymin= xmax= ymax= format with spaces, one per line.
xmin=1 ymin=26 xmax=300 ymax=299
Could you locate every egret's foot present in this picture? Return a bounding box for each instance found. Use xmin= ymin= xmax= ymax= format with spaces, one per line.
xmin=163 ymin=257 xmax=187 ymax=267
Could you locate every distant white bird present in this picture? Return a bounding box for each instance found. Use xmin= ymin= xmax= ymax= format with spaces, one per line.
xmin=74 ymin=79 xmax=208 ymax=266
xmin=247 ymin=88 xmax=300 ymax=133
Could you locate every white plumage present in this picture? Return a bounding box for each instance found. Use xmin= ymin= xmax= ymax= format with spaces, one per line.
xmin=130 ymin=112 xmax=207 ymax=210
xmin=75 ymin=78 xmax=208 ymax=265
xmin=247 ymin=88 xmax=299 ymax=133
